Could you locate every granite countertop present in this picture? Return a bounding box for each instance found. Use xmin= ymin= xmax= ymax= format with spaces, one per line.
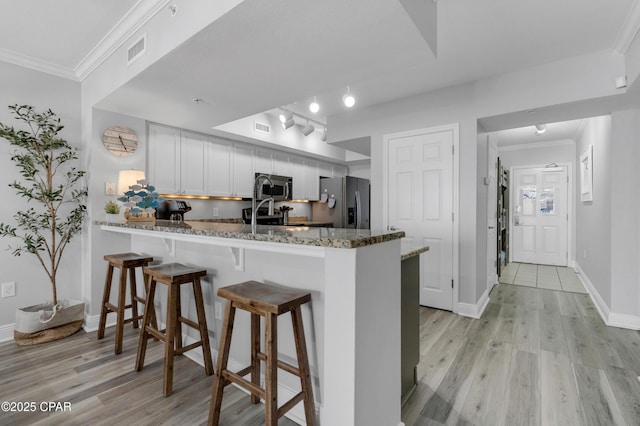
xmin=401 ymin=240 xmax=430 ymax=261
xmin=97 ymin=220 xmax=404 ymax=249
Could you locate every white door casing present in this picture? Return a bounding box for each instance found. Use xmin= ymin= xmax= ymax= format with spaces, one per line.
xmin=487 ymin=137 xmax=498 ymax=291
xmin=511 ymin=165 xmax=568 ymax=266
xmin=384 ymin=124 xmax=459 ymax=311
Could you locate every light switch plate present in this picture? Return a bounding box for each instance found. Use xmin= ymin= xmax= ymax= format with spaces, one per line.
xmin=1 ymin=281 xmax=16 ymax=298
xmin=105 ymin=181 xmax=116 ymax=196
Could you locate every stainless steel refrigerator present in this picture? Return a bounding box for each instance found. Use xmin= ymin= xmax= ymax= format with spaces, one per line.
xmin=312 ymin=176 xmax=370 ymax=229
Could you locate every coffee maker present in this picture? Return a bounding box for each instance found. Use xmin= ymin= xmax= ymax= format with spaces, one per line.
xmin=155 ymin=200 xmax=192 ymax=220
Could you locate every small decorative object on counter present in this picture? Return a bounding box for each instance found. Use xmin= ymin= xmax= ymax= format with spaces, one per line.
xmin=118 ymin=179 xmax=163 ymax=223
xmin=279 ymin=205 xmax=293 ymax=225
xmin=104 ymin=200 xmax=120 ymax=223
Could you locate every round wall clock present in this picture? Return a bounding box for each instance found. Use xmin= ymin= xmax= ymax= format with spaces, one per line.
xmin=102 ymin=126 xmax=138 ymax=157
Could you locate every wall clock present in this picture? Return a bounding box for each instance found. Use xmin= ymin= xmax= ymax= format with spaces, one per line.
xmin=102 ymin=126 xmax=138 ymax=157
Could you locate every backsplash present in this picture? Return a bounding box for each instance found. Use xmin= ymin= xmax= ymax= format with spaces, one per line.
xmin=183 ymin=198 xmax=311 ymax=220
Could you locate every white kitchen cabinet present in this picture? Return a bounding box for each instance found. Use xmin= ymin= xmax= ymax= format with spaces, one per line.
xmin=273 ymin=152 xmax=291 ymax=176
xmin=304 ymin=159 xmax=320 ymax=201
xmin=206 ymin=138 xmax=233 ymax=197
xmin=334 ymin=165 xmax=348 ymax=177
xmin=290 ymin=156 xmax=306 ymax=200
xmin=233 ymin=144 xmax=254 ymax=198
xmin=180 ymin=131 xmax=207 ymax=195
xmin=318 ymin=162 xmax=334 ymax=179
xmin=254 ymin=148 xmax=273 ymax=174
xmin=148 ymin=124 xmax=181 ymax=194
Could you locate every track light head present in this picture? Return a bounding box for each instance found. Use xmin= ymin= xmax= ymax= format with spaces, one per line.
xmin=302 ymin=122 xmax=315 ymax=136
xmin=279 ymin=110 xmax=293 ymax=123
xmin=282 ymin=117 xmax=295 ymax=130
xmin=320 ymin=127 xmax=327 ymax=142
xmin=535 ymin=124 xmax=547 ymax=135
xmin=309 ymin=97 xmax=320 ymax=114
xmin=343 ymin=86 xmax=355 ymax=108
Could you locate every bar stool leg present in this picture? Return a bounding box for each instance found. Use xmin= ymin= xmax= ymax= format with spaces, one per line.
xmin=97 ymin=264 xmax=114 ymax=340
xmin=250 ymin=313 xmax=261 ymax=404
xmin=115 ymin=266 xmax=128 ymax=354
xmin=129 ymin=266 xmax=140 ymax=328
xmin=264 ymin=312 xmax=278 ymax=426
xmin=136 ymin=278 xmax=157 ymax=372
xmin=163 ymin=283 xmax=178 ymax=397
xmin=193 ymin=278 xmax=214 ymax=375
xmin=209 ymin=301 xmax=237 ymax=425
xmin=292 ymin=307 xmax=316 ymax=426
xmin=175 ymin=284 xmax=183 ymax=353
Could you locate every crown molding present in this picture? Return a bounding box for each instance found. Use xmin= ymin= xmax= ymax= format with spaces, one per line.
xmin=0 ymin=48 xmax=78 ymax=81
xmin=614 ymin=0 xmax=640 ymax=54
xmin=498 ymin=139 xmax=574 ymax=152
xmin=75 ymin=0 xmax=170 ymax=81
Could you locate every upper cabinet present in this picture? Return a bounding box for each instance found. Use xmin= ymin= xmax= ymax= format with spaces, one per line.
xmin=148 ymin=123 xmax=346 ymax=199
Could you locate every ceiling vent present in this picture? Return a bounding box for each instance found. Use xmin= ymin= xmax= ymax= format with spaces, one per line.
xmin=254 ymin=121 xmax=271 ymax=135
xmin=127 ymin=34 xmax=146 ymax=65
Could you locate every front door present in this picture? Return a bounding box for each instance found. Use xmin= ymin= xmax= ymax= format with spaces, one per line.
xmin=511 ymin=165 xmax=568 ymax=266
xmin=387 ymin=126 xmax=455 ymax=310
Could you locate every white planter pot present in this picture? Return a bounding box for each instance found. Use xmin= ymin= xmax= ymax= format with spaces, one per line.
xmin=106 ymin=213 xmax=120 ymax=223
xmin=14 ymin=299 xmax=85 ymax=345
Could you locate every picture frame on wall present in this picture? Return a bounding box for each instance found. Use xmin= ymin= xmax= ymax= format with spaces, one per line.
xmin=580 ymin=144 xmax=593 ymax=202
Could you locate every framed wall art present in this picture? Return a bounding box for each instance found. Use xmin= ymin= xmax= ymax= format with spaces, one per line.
xmin=580 ymin=144 xmax=593 ymax=202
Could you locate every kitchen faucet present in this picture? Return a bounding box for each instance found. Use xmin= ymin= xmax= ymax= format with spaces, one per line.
xmin=252 ymin=174 xmax=274 ymax=233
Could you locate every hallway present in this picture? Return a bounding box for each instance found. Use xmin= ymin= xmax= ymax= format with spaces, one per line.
xmin=402 ymin=283 xmax=640 ymax=425
xmin=499 ymin=262 xmax=587 ymax=293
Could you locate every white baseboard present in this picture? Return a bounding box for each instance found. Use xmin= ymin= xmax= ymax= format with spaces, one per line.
xmin=457 ymin=288 xmax=490 ymax=319
xmin=0 ymin=323 xmax=14 ymax=343
xmin=574 ymin=263 xmax=640 ymax=331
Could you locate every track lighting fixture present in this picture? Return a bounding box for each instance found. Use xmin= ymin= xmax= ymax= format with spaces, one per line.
xmin=343 ymin=86 xmax=355 ymax=108
xmin=302 ymin=121 xmax=315 ymax=136
xmin=535 ymin=124 xmax=546 ymax=135
xmin=279 ymin=109 xmax=293 ymax=123
xmin=320 ymin=127 xmax=327 ymax=142
xmin=309 ymin=96 xmax=320 ymax=114
xmin=282 ymin=117 xmax=295 ymax=130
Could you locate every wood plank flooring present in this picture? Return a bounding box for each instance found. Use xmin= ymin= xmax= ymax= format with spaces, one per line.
xmin=402 ymin=283 xmax=640 ymax=425
xmin=0 ymin=326 xmax=298 ymax=425
xmin=2 ymin=283 xmax=639 ymax=425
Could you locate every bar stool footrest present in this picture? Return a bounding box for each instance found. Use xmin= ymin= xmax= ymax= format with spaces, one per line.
xmin=256 ymin=352 xmax=301 ymax=377
xmin=222 ymin=368 xmax=264 ymax=399
xmin=279 ymin=392 xmax=305 ymax=419
xmin=175 ymin=341 xmax=203 ymax=355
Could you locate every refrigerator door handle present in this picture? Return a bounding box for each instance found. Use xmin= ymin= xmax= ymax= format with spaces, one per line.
xmin=355 ymin=191 xmax=362 ymax=229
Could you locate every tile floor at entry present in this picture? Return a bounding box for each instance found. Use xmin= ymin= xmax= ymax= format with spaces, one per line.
xmin=499 ymin=262 xmax=587 ymax=293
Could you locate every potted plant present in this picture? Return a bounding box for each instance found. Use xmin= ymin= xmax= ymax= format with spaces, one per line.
xmin=118 ymin=179 xmax=162 ymax=223
xmin=0 ymin=105 xmax=87 ymax=345
xmin=104 ymin=200 xmax=120 ymax=223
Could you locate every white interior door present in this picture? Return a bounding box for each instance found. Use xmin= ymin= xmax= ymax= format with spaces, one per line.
xmin=486 ymin=138 xmax=498 ymax=290
xmin=387 ymin=128 xmax=454 ymax=310
xmin=511 ymin=166 xmax=568 ymax=266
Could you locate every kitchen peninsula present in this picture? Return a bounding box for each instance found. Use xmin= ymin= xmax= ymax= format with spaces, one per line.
xmin=98 ymin=220 xmax=407 ymax=426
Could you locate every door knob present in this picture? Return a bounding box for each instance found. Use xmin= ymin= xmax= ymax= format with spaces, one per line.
xmin=389 ymin=225 xmax=398 ymax=231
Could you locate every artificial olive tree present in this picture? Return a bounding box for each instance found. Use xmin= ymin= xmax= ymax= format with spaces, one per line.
xmin=0 ymin=105 xmax=87 ymax=305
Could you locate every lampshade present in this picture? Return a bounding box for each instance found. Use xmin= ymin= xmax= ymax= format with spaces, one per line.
xmin=117 ymin=169 xmax=145 ymax=195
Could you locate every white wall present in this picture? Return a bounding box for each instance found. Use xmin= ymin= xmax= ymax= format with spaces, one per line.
xmin=0 ymin=62 xmax=81 ymax=328
xmin=575 ymin=116 xmax=612 ymax=306
xmin=346 ymin=162 xmax=371 ymax=180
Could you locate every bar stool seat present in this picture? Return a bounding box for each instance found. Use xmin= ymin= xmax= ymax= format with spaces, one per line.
xmin=98 ymin=252 xmax=154 ymax=354
xmin=209 ymin=280 xmax=316 ymax=426
xmin=135 ymin=263 xmax=213 ymax=397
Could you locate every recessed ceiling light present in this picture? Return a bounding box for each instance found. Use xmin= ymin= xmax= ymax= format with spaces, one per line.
xmin=535 ymin=124 xmax=547 ymax=135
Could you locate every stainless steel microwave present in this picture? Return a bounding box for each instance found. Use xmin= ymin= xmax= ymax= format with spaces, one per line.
xmin=255 ymin=173 xmax=292 ymax=201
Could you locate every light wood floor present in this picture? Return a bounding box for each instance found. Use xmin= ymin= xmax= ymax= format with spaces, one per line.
xmin=402 ymin=283 xmax=640 ymax=426
xmin=2 ymin=284 xmax=639 ymax=425
xmin=0 ymin=326 xmax=298 ymax=425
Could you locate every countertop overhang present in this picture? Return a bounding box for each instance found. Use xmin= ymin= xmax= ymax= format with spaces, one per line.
xmin=96 ymin=219 xmax=404 ymax=249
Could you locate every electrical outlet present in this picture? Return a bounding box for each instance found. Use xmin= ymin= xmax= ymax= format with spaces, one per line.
xmin=1 ymin=281 xmax=16 ymax=298
xmin=212 ymin=207 xmax=219 ymax=217
xmin=105 ymin=181 xmax=116 ymax=196
xmin=214 ymin=302 xmax=223 ymax=320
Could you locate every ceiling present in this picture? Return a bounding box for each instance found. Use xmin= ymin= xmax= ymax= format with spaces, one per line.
xmin=492 ymin=119 xmax=583 ymax=148
xmin=2 ymin=0 xmax=638 ymax=150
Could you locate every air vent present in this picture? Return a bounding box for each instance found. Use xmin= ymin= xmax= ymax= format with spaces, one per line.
xmin=127 ymin=34 xmax=146 ymax=65
xmin=254 ymin=121 xmax=271 ymax=135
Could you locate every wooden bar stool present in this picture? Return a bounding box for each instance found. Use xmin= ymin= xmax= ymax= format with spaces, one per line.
xmin=98 ymin=252 xmax=154 ymax=354
xmin=135 ymin=263 xmax=214 ymax=396
xmin=209 ymin=281 xmax=316 ymax=426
